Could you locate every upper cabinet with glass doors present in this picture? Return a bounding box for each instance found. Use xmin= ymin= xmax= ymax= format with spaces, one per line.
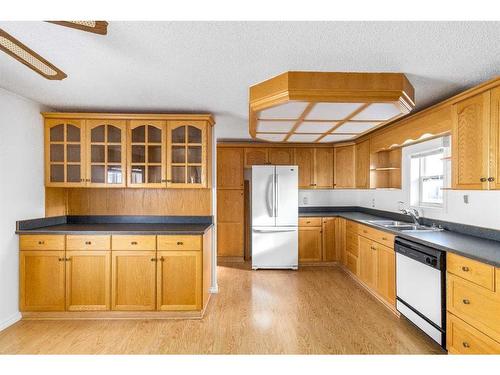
xmin=43 ymin=114 xmax=214 ymax=189
xmin=167 ymin=121 xmax=208 ymax=188
xmin=45 ymin=119 xmax=86 ymax=187
xmin=86 ymin=120 xmax=127 ymax=187
xmin=127 ymin=120 xmax=167 ymax=188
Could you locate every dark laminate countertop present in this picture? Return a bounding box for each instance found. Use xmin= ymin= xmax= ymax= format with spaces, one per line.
xmin=16 ymin=223 xmax=213 ymax=235
xmin=15 ymin=215 xmax=213 ymax=235
xmin=300 ymin=210 xmax=500 ymax=267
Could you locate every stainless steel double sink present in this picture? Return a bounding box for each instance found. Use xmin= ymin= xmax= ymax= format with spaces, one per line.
xmin=363 ymin=220 xmax=443 ymax=233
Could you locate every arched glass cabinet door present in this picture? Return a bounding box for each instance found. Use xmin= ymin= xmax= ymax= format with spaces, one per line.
xmin=127 ymin=120 xmax=166 ymax=187
xmin=86 ymin=119 xmax=127 ymax=187
xmin=44 ymin=118 xmax=86 ymax=187
xmin=166 ymin=121 xmax=207 ymax=188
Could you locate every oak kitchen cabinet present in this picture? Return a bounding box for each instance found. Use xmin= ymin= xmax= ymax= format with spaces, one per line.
xmin=295 ymin=147 xmax=334 ymax=189
xmin=217 ymin=147 xmax=244 ymax=189
xmin=217 ymin=189 xmax=244 ymax=258
xmin=19 ymin=232 xmax=211 ymax=316
xmin=355 ymin=139 xmax=370 ymax=189
xmin=298 ymin=226 xmax=322 ymax=263
xmin=321 ymin=217 xmax=337 ymax=261
xmin=43 ymin=113 xmax=214 ymax=189
xmin=298 ymin=217 xmax=336 ymax=264
xmin=244 ymin=147 xmax=269 ymax=167
xmin=334 ymin=145 xmax=356 ymax=188
xmin=452 ymin=87 xmax=500 ymax=190
xmin=268 ymin=147 xmax=295 ymax=165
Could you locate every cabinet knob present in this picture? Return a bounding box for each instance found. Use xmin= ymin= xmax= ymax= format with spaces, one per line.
xmin=160 ymin=256 xmax=165 ymax=262
xmin=462 ymin=299 xmax=470 ymax=305
xmin=65 ymin=257 xmax=71 ymax=261
xmin=480 ymin=177 xmax=487 ymax=182
xmin=382 ymin=237 xmax=388 ymax=241
xmin=461 ymin=266 xmax=470 ymax=272
xmin=150 ymin=258 xmax=157 ymax=262
xmin=131 ymin=241 xmax=138 ymax=245
xmin=177 ymin=241 xmax=184 ymax=245
xmin=85 ymin=241 xmax=92 ymax=245
xmin=38 ymin=241 xmax=45 ymax=245
xmin=462 ymin=341 xmax=470 ymax=348
xmin=488 ymin=177 xmax=495 ymax=182
xmin=161 ymin=179 xmax=167 ymax=183
xmin=58 ymin=257 xmax=64 ymax=261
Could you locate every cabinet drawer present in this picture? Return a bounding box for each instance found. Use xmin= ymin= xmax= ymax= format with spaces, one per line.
xmin=358 ymin=224 xmax=394 ymax=248
xmin=447 ymin=253 xmax=495 ymax=291
xmin=112 ymin=235 xmax=156 ymax=250
xmin=19 ymin=235 xmax=65 ymax=251
xmin=346 ymin=253 xmax=359 ymax=276
xmin=447 ymin=313 xmax=500 ymax=354
xmin=157 ymin=235 xmax=202 ymax=251
xmin=447 ymin=274 xmax=500 ymax=342
xmin=66 ymin=235 xmax=111 ymax=251
xmin=299 ymin=217 xmax=322 ymax=227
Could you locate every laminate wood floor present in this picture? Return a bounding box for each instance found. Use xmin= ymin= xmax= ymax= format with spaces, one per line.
xmin=0 ymin=263 xmax=444 ymax=354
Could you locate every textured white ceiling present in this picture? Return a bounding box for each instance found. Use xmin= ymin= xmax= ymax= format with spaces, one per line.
xmin=0 ymin=21 xmax=499 ymax=140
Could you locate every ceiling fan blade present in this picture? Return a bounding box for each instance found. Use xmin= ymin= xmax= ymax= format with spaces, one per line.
xmin=0 ymin=28 xmax=67 ymax=80
xmin=47 ymin=21 xmax=108 ymax=35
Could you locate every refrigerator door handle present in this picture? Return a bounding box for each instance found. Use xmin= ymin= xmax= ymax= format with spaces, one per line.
xmin=275 ymin=173 xmax=279 ymax=218
xmin=266 ymin=174 xmax=274 ymax=217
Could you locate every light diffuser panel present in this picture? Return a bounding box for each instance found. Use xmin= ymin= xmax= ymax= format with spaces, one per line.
xmin=287 ymin=134 xmax=321 ymax=142
xmin=258 ymin=101 xmax=308 ymax=119
xmin=306 ymin=102 xmax=364 ymax=120
xmin=351 ymin=102 xmax=403 ymax=121
xmin=295 ymin=121 xmax=336 ymax=133
xmin=257 ymin=121 xmax=295 ymax=133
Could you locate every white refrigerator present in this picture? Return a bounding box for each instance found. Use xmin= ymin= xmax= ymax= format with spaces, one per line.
xmin=251 ymin=165 xmax=298 ymax=270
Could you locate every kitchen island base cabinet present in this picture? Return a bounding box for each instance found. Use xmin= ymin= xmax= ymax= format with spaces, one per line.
xmin=20 ymin=251 xmax=66 ymax=312
xmin=66 ymin=251 xmax=111 ymax=311
xmin=157 ymin=251 xmax=202 ymax=311
xmin=111 ymin=251 xmax=157 ymax=311
xmin=19 ymin=232 xmax=212 ymax=319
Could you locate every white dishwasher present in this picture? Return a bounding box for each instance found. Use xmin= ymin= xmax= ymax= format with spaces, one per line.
xmin=395 ymin=237 xmax=446 ymax=348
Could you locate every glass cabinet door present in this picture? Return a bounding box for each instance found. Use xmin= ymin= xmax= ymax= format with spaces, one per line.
xmin=86 ymin=120 xmax=126 ymax=187
xmin=127 ymin=120 xmax=166 ymax=187
xmin=167 ymin=121 xmax=207 ymax=188
xmin=45 ymin=119 xmax=86 ymax=187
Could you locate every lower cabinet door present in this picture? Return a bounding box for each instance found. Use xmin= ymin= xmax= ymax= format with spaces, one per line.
xmin=376 ymin=244 xmax=396 ymax=306
xmin=20 ymin=250 xmax=66 ymax=311
xmin=111 ymin=251 xmax=157 ymax=311
xmin=322 ymin=218 xmax=336 ymax=261
xmin=66 ymin=251 xmax=111 ymax=311
xmin=359 ymin=236 xmax=377 ymax=290
xmin=217 ymin=222 xmax=244 ymax=257
xmin=157 ymin=251 xmax=202 ymax=311
xmin=298 ymin=227 xmax=322 ymax=263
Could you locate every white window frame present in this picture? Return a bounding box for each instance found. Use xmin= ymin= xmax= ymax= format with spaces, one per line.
xmin=414 ymin=148 xmax=445 ymax=208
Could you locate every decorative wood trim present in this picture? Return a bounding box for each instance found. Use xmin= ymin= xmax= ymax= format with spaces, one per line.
xmin=42 ymin=112 xmax=215 ymax=125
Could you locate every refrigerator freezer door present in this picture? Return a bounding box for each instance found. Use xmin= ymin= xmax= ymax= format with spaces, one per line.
xmin=251 ymin=166 xmax=276 ymax=227
xmin=275 ymin=166 xmax=298 ymax=227
xmin=252 ymin=227 xmax=298 ymax=269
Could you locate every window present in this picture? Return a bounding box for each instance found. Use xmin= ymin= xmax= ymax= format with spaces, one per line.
xmin=410 ymin=148 xmax=445 ymax=208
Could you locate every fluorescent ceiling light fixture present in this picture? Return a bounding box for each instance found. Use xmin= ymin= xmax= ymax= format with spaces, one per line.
xmin=259 ymin=102 xmax=308 ymax=119
xmin=287 ymin=134 xmax=321 ymax=142
xmin=352 ymin=103 xmax=404 ymax=121
xmin=0 ymin=28 xmax=67 ymax=80
xmin=295 ymin=121 xmax=336 ymax=134
xmin=306 ymin=102 xmax=364 ymax=120
xmin=257 ymin=121 xmax=295 ymax=133
xmin=333 ymin=121 xmax=381 ymax=134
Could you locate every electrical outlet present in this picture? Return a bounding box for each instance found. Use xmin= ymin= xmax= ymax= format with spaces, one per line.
xmin=463 ymin=194 xmax=469 ymax=204
xmin=371 ymin=198 xmax=375 ymax=208
xmin=303 ymin=196 xmax=308 ymax=205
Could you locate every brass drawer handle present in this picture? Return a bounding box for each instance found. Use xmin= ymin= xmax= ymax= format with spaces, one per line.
xmin=382 ymin=237 xmax=388 ymax=241
xmin=85 ymin=241 xmax=92 ymax=245
xmin=177 ymin=241 xmax=184 ymax=245
xmin=488 ymin=177 xmax=495 ymax=182
xmin=480 ymin=177 xmax=487 ymax=182
xmin=38 ymin=241 xmax=45 ymax=245
xmin=150 ymin=258 xmax=157 ymax=262
xmin=462 ymin=341 xmax=470 ymax=348
xmin=65 ymin=257 xmax=71 ymax=261
xmin=131 ymin=241 xmax=138 ymax=245
xmin=306 ymin=221 xmax=311 ymax=224
xmin=160 ymin=256 xmax=165 ymax=262
xmin=461 ymin=266 xmax=469 ymax=272
xmin=58 ymin=257 xmax=64 ymax=261
xmin=462 ymin=299 xmax=471 ymax=305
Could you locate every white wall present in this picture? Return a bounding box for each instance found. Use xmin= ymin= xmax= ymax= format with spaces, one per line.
xmin=0 ymin=88 xmax=47 ymax=330
xmin=300 ymin=138 xmax=500 ymax=230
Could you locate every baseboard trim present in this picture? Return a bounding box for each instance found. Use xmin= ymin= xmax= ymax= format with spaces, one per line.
xmin=300 ymin=261 xmax=339 ymax=267
xmin=209 ymin=285 xmax=219 ymax=294
xmin=217 ymin=256 xmax=244 ymax=263
xmin=0 ymin=312 xmax=22 ymax=332
xmin=22 ymin=310 xmax=204 ymax=320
